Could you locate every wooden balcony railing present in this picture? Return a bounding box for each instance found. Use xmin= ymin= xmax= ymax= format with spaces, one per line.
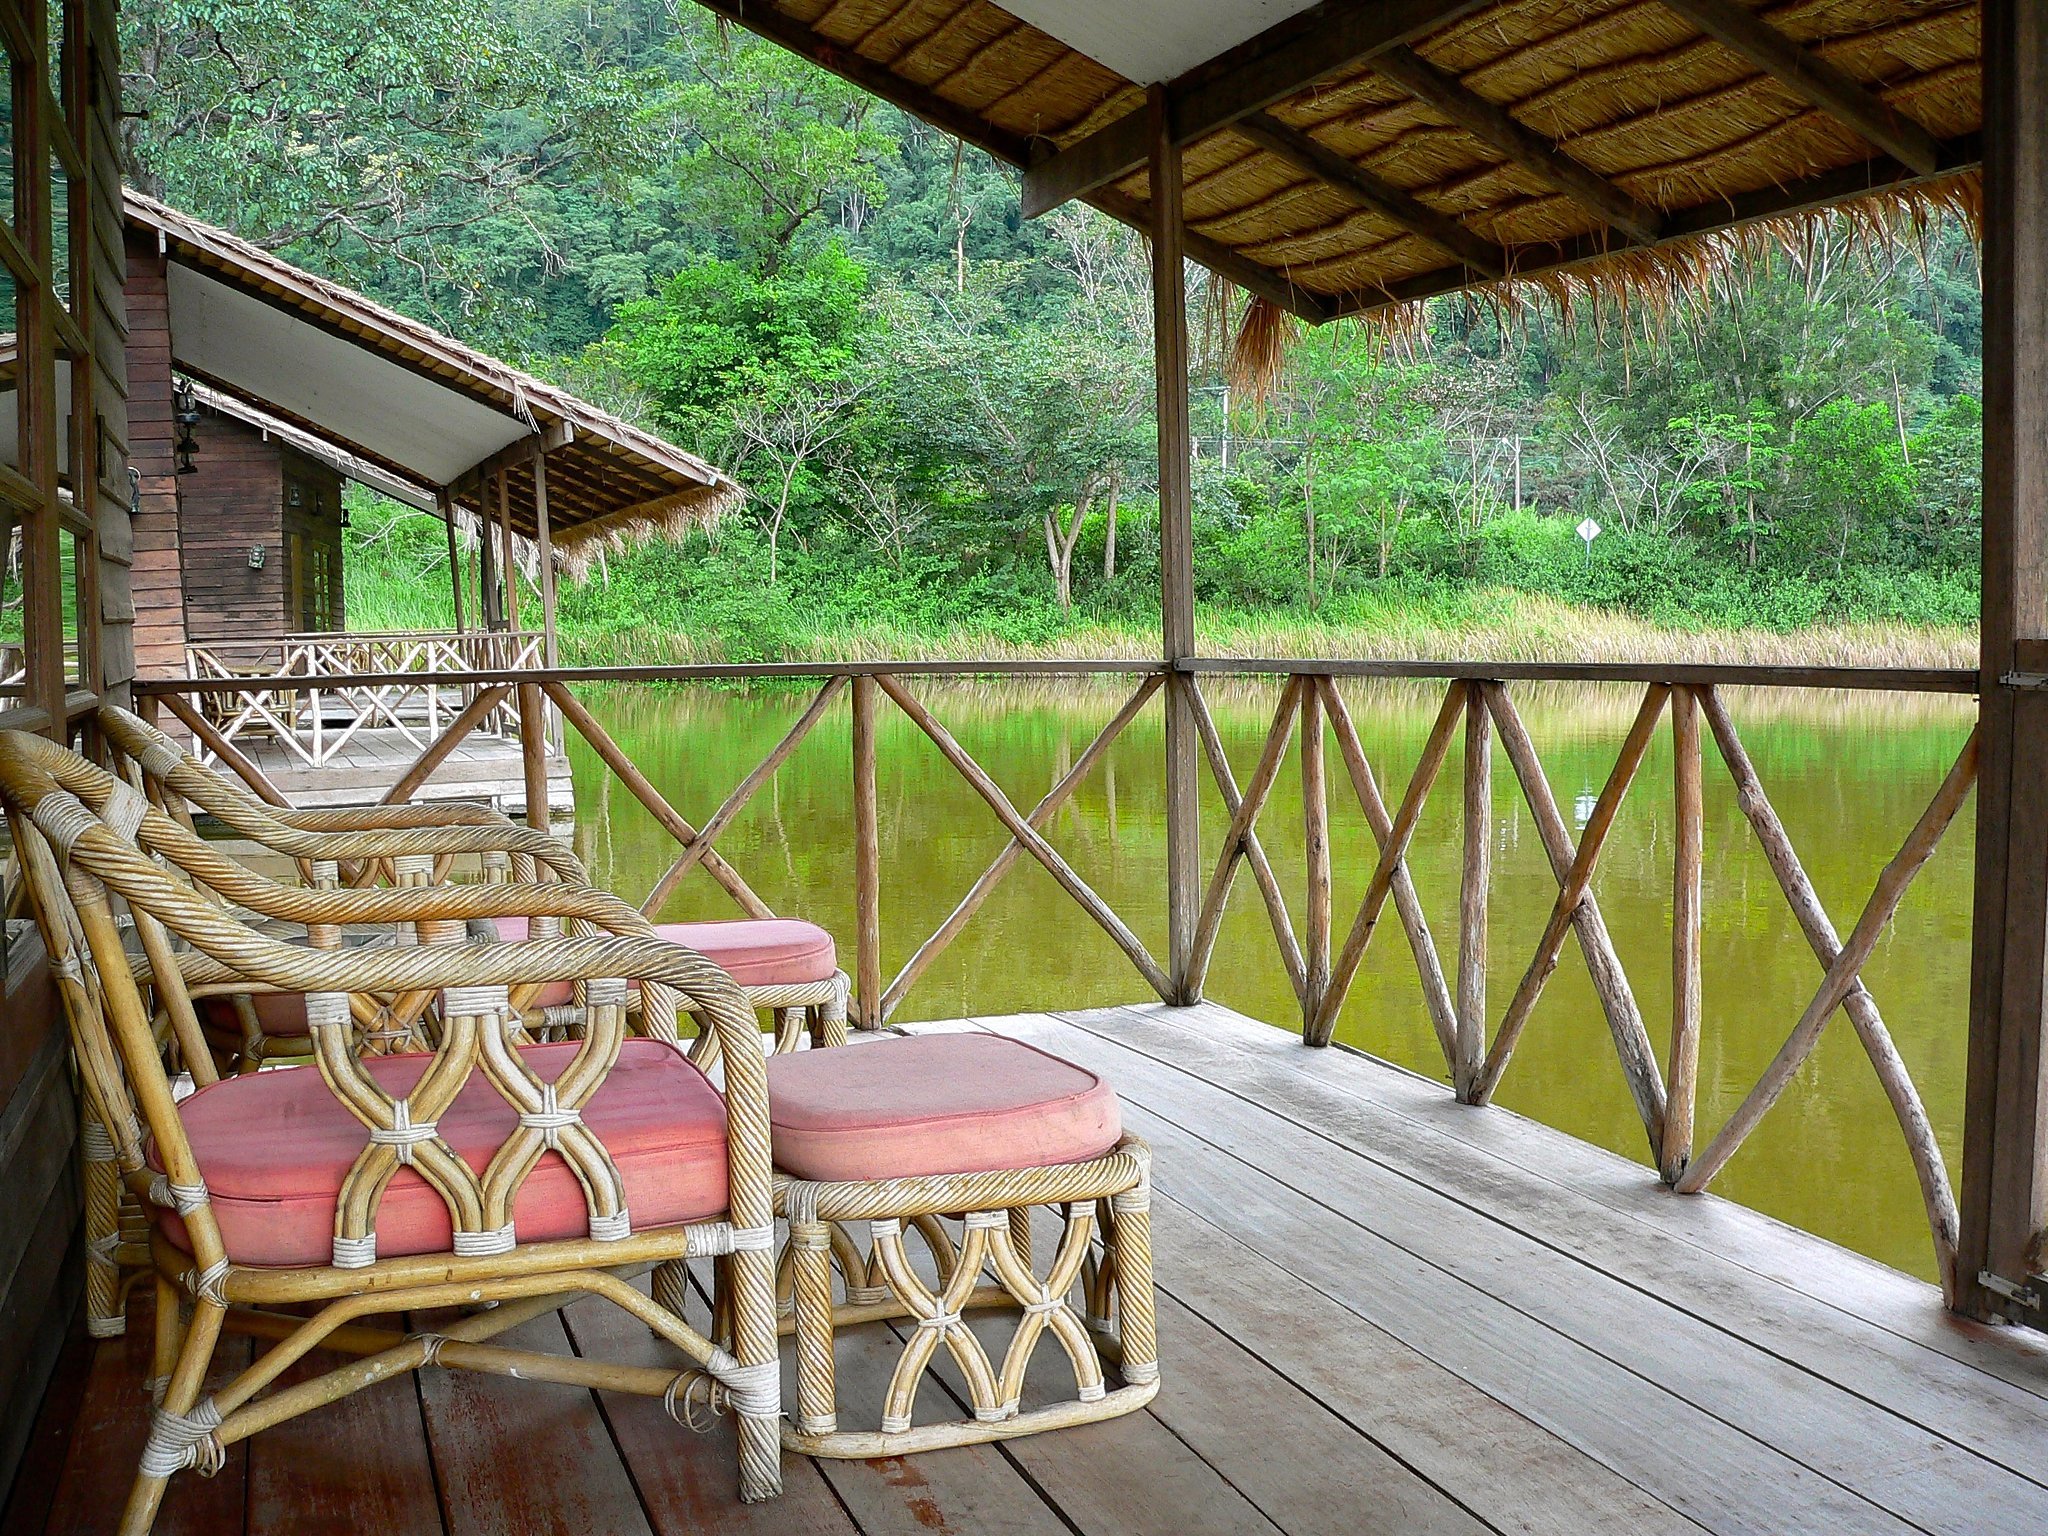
xmin=135 ymin=655 xmax=1981 ymax=1296
xmin=181 ymin=629 xmax=546 ymax=768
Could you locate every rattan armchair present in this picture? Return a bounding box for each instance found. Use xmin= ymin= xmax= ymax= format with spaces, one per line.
xmin=0 ymin=730 xmax=784 ymax=1533
xmin=100 ymin=705 xmax=850 ymax=1055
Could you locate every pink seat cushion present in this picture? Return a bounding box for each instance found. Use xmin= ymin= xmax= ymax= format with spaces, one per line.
xmin=766 ymin=1034 xmax=1121 ymax=1183
xmin=150 ymin=1040 xmax=729 ymax=1267
xmin=490 ymin=916 xmax=838 ymax=1009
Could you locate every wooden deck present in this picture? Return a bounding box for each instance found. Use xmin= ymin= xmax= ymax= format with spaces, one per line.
xmin=232 ymin=727 xmax=574 ymax=814
xmin=10 ymin=1001 xmax=2048 ymax=1536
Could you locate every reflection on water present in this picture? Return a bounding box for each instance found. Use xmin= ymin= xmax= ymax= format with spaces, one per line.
xmin=570 ymin=677 xmax=1977 ymax=1282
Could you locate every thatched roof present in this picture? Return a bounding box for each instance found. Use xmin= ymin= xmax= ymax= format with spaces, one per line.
xmin=699 ymin=0 xmax=1979 ymax=321
xmin=125 ymin=190 xmax=741 ymax=555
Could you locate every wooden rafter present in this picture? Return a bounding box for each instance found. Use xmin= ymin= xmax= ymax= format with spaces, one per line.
xmin=1657 ymin=0 xmax=1940 ymax=176
xmin=1330 ymin=131 xmax=1980 ymax=318
xmin=1373 ymin=45 xmax=1664 ymax=244
xmin=1022 ymin=0 xmax=1495 ymax=217
xmin=1235 ymin=111 xmax=1505 ymax=278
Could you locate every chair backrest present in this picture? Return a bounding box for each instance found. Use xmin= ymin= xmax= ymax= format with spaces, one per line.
xmin=0 ymin=729 xmax=771 ymax=1276
xmin=96 ymin=704 xmax=590 ymax=888
xmin=15 ymin=727 xmax=671 ymax=1058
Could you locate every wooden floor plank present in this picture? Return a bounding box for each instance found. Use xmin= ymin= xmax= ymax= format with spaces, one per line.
xmin=989 ymin=1015 xmax=1933 ymax=1535
xmin=1158 ymin=1000 xmax=2048 ymax=1400
xmin=415 ymin=1310 xmax=654 ymax=1536
xmin=557 ymin=1278 xmax=856 ymax=1536
xmin=909 ymin=1312 xmax=1288 ymax=1536
xmin=244 ymin=1324 xmax=445 ymax=1536
xmin=1141 ymin=1190 xmax=1705 ymax=1536
xmin=1053 ymin=1002 xmax=2048 ymax=1484
xmin=38 ymin=1303 xmax=252 ymax=1536
xmin=1141 ymin=1291 xmax=1494 ymax=1536
xmin=1039 ymin=1008 xmax=2048 ymax=1531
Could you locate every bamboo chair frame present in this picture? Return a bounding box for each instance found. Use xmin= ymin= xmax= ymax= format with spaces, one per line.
xmin=100 ymin=705 xmax=850 ymax=1059
xmin=770 ymin=1137 xmax=1159 ymax=1455
xmin=0 ymin=730 xmax=785 ymax=1532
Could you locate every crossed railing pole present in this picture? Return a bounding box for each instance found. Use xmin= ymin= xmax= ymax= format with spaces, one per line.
xmin=138 ymin=659 xmax=1978 ymax=1298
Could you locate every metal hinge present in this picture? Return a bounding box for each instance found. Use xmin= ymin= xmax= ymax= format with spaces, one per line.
xmin=1998 ymin=671 xmax=2048 ymax=691
xmin=1978 ymin=1270 xmax=2044 ymax=1312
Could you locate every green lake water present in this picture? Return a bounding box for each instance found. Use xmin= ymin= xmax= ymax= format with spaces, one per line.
xmin=565 ymin=678 xmax=1978 ymax=1283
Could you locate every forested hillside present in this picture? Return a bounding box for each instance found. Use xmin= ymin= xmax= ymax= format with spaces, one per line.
xmin=122 ymin=0 xmax=1983 ymax=660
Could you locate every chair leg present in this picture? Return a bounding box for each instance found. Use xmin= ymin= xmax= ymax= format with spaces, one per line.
xmin=790 ymin=1219 xmax=837 ymax=1435
xmin=727 ymin=1242 xmax=783 ymax=1502
xmin=82 ymin=1115 xmax=126 ymax=1338
xmin=148 ymin=1276 xmax=185 ymax=1405
xmin=1108 ymin=1183 xmax=1158 ymax=1387
xmin=121 ymin=1296 xmax=225 ymax=1536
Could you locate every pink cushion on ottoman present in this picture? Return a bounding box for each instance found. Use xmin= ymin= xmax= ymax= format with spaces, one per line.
xmin=766 ymin=1033 xmax=1121 ymax=1182
xmin=150 ymin=1039 xmax=729 ymax=1267
xmin=491 ymin=916 xmax=838 ymax=1008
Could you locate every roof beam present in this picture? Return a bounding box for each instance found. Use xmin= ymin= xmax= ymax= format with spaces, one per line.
xmin=1235 ymin=111 xmax=1505 ymax=277
xmin=1373 ymin=45 xmax=1664 ymax=244
xmin=1328 ymin=130 xmax=1979 ymax=319
xmin=451 ymin=421 xmax=575 ymax=497
xmin=1657 ymin=0 xmax=1939 ymax=176
xmin=1094 ymin=187 xmax=1335 ymax=321
xmin=1022 ymin=0 xmax=1494 ymax=217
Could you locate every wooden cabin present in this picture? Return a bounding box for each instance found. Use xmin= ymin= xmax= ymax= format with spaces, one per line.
xmin=116 ymin=194 xmax=737 ymax=811
xmin=8 ymin=3 xmax=2048 ymax=1533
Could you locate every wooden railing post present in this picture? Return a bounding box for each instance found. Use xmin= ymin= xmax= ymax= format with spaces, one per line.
xmin=1662 ymin=685 xmax=1704 ymax=1183
xmin=1150 ymin=84 xmax=1201 ymax=1006
xmin=1961 ymin=0 xmax=2048 ymax=1325
xmin=519 ymin=682 xmax=550 ymax=831
xmin=1456 ymin=680 xmax=1491 ymax=1096
xmin=1301 ymin=676 xmax=1331 ymax=1031
xmin=852 ymin=674 xmax=882 ymax=1029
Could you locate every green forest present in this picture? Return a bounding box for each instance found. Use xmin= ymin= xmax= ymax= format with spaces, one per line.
xmin=123 ymin=0 xmax=1985 ymax=663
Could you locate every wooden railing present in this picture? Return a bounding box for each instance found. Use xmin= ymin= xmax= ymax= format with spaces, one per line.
xmin=181 ymin=629 xmax=545 ymax=768
xmin=135 ymin=655 xmax=1981 ymax=1294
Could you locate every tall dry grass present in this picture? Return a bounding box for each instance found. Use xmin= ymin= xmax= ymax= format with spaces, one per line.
xmin=566 ymin=590 xmax=1975 ymax=671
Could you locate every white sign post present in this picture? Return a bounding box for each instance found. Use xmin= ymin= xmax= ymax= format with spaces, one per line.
xmin=1576 ymin=516 xmax=1601 ymax=570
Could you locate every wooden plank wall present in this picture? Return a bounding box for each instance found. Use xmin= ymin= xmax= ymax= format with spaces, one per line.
xmin=178 ymin=416 xmax=286 ymax=647
xmin=0 ymin=0 xmax=133 ymax=1497
xmin=123 ymin=234 xmax=184 ymax=677
xmin=88 ymin=0 xmax=133 ymax=702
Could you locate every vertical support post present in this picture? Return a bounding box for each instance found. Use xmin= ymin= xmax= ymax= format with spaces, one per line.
xmin=532 ymin=442 xmax=558 ymax=669
xmin=438 ymin=489 xmax=466 ymax=633
xmin=477 ymin=487 xmax=501 ymax=630
xmin=1455 ymin=683 xmax=1490 ymax=1096
xmin=499 ymin=469 xmax=522 ymax=631
xmin=1301 ymin=677 xmax=1331 ymax=1031
xmin=519 ymin=683 xmax=549 ymax=831
xmin=1664 ymin=685 xmax=1704 ymax=1184
xmin=1150 ymin=83 xmax=1201 ymax=1005
xmin=1961 ymin=0 xmax=2048 ymax=1323
xmin=852 ymin=675 xmax=881 ymax=1028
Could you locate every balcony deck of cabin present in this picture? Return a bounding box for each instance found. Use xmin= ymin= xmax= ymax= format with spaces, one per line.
xmin=10 ymin=1000 xmax=2047 ymax=1536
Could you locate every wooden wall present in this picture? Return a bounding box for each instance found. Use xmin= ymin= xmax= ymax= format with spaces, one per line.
xmin=123 ymin=235 xmax=183 ymax=677
xmin=0 ymin=0 xmax=132 ymax=1497
xmin=177 ymin=414 xmax=285 ymax=648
